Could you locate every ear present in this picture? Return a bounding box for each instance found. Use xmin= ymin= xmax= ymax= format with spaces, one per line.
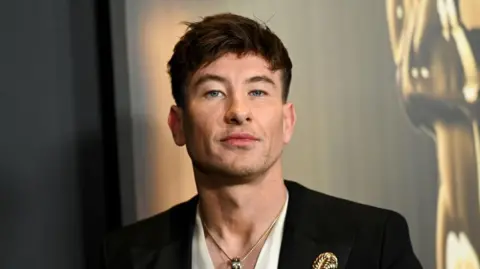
xmin=282 ymin=103 xmax=296 ymax=144
xmin=168 ymin=105 xmax=186 ymax=146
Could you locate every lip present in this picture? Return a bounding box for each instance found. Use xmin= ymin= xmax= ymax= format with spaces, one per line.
xmin=221 ymin=133 xmax=259 ymax=141
xmin=220 ymin=133 xmax=259 ymax=147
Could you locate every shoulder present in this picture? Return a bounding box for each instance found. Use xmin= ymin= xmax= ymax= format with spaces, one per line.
xmin=102 ymin=196 xmax=197 ymax=261
xmin=314 ymin=188 xmax=411 ymax=239
xmin=286 ymin=180 xmax=404 ymax=226
xmin=286 ymin=180 xmax=421 ymax=267
xmin=285 ymin=180 xmax=412 ymax=245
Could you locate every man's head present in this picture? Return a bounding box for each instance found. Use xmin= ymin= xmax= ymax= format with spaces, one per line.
xmin=167 ymin=13 xmax=296 ymax=181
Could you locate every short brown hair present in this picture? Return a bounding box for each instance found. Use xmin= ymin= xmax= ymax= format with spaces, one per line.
xmin=167 ymin=13 xmax=293 ymax=108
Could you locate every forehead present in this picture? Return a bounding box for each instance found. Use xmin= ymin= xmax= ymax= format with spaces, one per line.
xmin=192 ymin=53 xmax=280 ymax=79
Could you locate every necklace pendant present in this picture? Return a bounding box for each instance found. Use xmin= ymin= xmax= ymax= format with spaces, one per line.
xmin=230 ymin=258 xmax=242 ymax=269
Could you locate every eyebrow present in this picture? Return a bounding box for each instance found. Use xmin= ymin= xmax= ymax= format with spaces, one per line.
xmin=192 ymin=74 xmax=228 ymax=89
xmin=245 ymin=75 xmax=276 ymax=87
xmin=192 ymin=74 xmax=276 ymax=89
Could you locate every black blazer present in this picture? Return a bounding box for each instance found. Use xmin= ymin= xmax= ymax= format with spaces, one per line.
xmin=103 ymin=180 xmax=422 ymax=268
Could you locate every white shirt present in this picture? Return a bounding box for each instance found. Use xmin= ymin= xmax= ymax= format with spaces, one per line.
xmin=191 ymin=192 xmax=289 ymax=269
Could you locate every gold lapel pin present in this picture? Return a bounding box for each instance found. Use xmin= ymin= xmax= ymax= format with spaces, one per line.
xmin=312 ymin=252 xmax=338 ymax=269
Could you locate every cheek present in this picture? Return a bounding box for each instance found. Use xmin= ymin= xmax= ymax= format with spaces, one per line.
xmin=259 ymin=110 xmax=285 ymax=141
xmin=267 ymin=111 xmax=290 ymax=145
xmin=185 ymin=109 xmax=218 ymax=143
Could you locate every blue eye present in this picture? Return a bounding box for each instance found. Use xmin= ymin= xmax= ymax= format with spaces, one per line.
xmin=205 ymin=90 xmax=224 ymax=98
xmin=250 ymin=90 xmax=266 ymax=96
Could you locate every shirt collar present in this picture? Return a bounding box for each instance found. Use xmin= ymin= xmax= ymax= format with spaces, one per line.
xmin=191 ymin=191 xmax=289 ymax=269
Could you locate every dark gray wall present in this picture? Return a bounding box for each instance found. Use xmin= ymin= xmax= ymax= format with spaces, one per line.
xmin=109 ymin=0 xmax=137 ymax=226
xmin=0 ymin=1 xmax=119 ymax=268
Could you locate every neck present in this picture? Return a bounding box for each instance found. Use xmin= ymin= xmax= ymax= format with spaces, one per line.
xmin=195 ymin=163 xmax=287 ymax=250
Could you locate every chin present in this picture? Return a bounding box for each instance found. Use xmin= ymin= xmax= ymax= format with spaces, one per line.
xmin=223 ymin=168 xmax=261 ymax=179
xmin=214 ymin=164 xmax=265 ymax=178
xmin=193 ymin=160 xmax=268 ymax=181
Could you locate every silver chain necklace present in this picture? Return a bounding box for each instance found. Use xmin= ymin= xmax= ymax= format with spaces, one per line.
xmin=201 ymin=205 xmax=284 ymax=269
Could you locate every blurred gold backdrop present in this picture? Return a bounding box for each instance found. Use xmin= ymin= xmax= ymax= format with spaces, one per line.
xmin=386 ymin=1 xmax=480 ymax=268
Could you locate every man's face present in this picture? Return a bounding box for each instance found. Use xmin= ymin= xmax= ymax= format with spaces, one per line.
xmin=168 ymin=53 xmax=296 ymax=180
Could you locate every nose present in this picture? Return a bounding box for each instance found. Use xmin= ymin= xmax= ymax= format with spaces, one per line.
xmin=224 ymin=95 xmax=252 ymax=125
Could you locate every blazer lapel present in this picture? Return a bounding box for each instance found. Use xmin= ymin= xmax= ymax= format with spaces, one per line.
xmin=130 ymin=239 xmax=192 ymax=269
xmin=278 ymin=181 xmax=355 ymax=269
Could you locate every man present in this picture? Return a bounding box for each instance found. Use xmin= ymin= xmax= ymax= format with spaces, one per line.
xmin=103 ymin=13 xmax=422 ymax=269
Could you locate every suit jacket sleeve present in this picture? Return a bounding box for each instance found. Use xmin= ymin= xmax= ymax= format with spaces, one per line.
xmin=101 ymin=240 xmax=108 ymax=269
xmin=380 ymin=211 xmax=423 ymax=269
xmin=101 ymin=234 xmax=131 ymax=269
